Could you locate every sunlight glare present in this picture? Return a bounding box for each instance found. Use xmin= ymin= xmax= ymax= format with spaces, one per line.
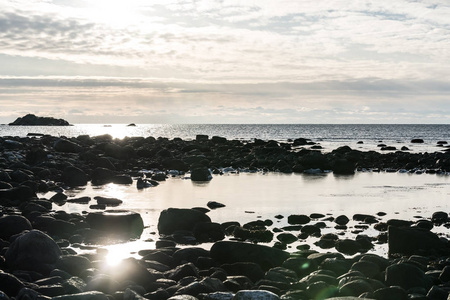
xmin=87 ymin=0 xmax=140 ymax=28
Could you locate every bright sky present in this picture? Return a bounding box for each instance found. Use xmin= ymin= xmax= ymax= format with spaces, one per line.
xmin=0 ymin=0 xmax=449 ymax=124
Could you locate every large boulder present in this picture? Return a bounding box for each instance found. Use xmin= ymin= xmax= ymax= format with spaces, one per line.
xmin=0 ymin=185 xmax=37 ymax=204
xmin=0 ymin=215 xmax=32 ymax=240
xmin=191 ymin=167 xmax=212 ymax=181
xmin=388 ymin=225 xmax=450 ymax=257
xmin=331 ymin=159 xmax=356 ymax=175
xmin=85 ymin=210 xmax=144 ymax=239
xmin=385 ymin=262 xmax=433 ymax=291
xmin=62 ymin=166 xmax=88 ymax=187
xmin=158 ymin=208 xmax=211 ymax=235
xmin=5 ymin=230 xmax=62 ymax=274
xmin=54 ymin=139 xmax=82 ymax=153
xmin=210 ymin=241 xmax=290 ymax=271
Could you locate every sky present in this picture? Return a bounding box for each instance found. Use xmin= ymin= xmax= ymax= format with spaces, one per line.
xmin=0 ymin=0 xmax=449 ymax=124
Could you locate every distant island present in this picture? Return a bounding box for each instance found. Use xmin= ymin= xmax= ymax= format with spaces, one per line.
xmin=9 ymin=114 xmax=71 ymax=126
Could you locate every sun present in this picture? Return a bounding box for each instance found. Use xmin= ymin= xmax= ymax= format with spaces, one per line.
xmin=86 ymin=0 xmax=140 ymax=28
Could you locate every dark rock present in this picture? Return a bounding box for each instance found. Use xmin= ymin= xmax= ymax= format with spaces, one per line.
xmin=0 ymin=185 xmax=37 ymax=203
xmin=339 ymin=279 xmax=374 ymax=297
xmin=172 ymin=247 xmax=210 ymax=265
xmin=388 ymin=225 xmax=449 ymax=257
xmin=190 ymin=167 xmax=212 ymax=182
xmin=332 ymin=159 xmax=356 ymax=175
xmin=335 ymin=215 xmax=350 ymax=226
xmin=232 ymin=226 xmax=273 ymax=243
xmin=84 ymin=274 xmax=119 ymax=294
xmin=221 ymin=262 xmax=264 ymax=282
xmin=56 ymin=255 xmax=92 ymax=276
xmin=432 ymin=211 xmax=448 ymax=224
xmin=86 ymin=210 xmax=144 ymax=239
xmin=287 ymin=214 xmax=310 ymax=225
xmin=335 ymin=239 xmax=361 ymax=256
xmin=94 ymin=196 xmax=123 ymax=206
xmin=196 ymin=135 xmax=208 ymax=141
xmin=62 ymin=166 xmax=88 ymax=187
xmin=210 ymin=241 xmax=289 ymax=271
xmin=91 ymin=167 xmax=116 ymax=185
xmin=158 ymin=208 xmax=211 ymax=235
xmin=350 ymin=261 xmax=380 ymax=279
xmin=51 ymin=291 xmax=108 ymax=300
xmin=112 ymin=174 xmax=133 ymax=185
xmin=108 ymin=258 xmax=157 ymax=289
xmin=385 ymin=262 xmax=433 ymax=291
xmin=165 ymin=263 xmax=199 ymax=281
xmin=9 ymin=114 xmax=70 ymax=126
xmin=5 ymin=230 xmax=62 ymax=274
xmin=411 ymin=139 xmax=425 ymax=143
xmin=373 ymin=286 xmax=408 ymax=300
xmin=54 ymin=139 xmax=82 ymax=153
xmin=207 ymin=201 xmax=225 ymax=209
xmin=276 ymin=233 xmax=298 ymax=244
xmin=0 ymin=272 xmax=24 ymax=297
xmin=233 ymin=290 xmax=279 ymax=300
xmin=426 ymin=285 xmax=449 ymax=300
xmin=0 ymin=215 xmax=32 ymax=240
xmin=193 ymin=222 xmax=225 ymax=243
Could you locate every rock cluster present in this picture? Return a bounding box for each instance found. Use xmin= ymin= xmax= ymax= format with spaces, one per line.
xmin=2 ymin=134 xmax=450 ymax=299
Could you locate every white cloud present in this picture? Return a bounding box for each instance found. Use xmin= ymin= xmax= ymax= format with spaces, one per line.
xmin=0 ymin=0 xmax=449 ymax=123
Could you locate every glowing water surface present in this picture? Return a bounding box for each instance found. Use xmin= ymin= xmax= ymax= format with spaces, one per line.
xmin=55 ymin=171 xmax=450 ymax=262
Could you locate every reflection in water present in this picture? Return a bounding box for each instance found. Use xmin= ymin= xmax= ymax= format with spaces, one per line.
xmin=53 ymin=171 xmax=450 ymax=258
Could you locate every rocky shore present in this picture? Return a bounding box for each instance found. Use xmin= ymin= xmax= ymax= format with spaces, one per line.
xmin=1 ymin=134 xmax=450 ymax=300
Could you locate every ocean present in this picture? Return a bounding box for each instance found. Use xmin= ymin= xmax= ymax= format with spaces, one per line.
xmin=2 ymin=123 xmax=450 ymax=259
xmin=1 ymin=123 xmax=450 ymax=153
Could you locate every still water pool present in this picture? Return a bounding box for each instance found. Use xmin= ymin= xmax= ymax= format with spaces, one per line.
xmin=50 ymin=171 xmax=450 ymax=261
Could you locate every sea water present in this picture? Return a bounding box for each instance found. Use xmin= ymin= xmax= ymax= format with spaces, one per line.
xmin=48 ymin=171 xmax=450 ymax=259
xmin=1 ymin=123 xmax=450 ymax=153
xmin=3 ymin=123 xmax=450 ymax=259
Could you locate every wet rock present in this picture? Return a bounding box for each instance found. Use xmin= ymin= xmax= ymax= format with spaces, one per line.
xmin=335 ymin=239 xmax=361 ymax=256
xmin=5 ymin=230 xmax=62 ymax=275
xmin=94 ymin=196 xmax=123 ymax=206
xmin=0 ymin=215 xmax=32 ymax=240
xmin=62 ymin=166 xmax=88 ymax=187
xmin=86 ymin=210 xmax=144 ymax=239
xmin=0 ymin=185 xmax=37 ymax=204
xmin=56 ymin=255 xmax=92 ymax=276
xmin=287 ymin=214 xmax=310 ymax=225
xmin=91 ymin=167 xmax=116 ymax=185
xmin=232 ymin=226 xmax=273 ymax=243
xmin=332 ymin=159 xmax=356 ymax=175
xmin=234 ymin=290 xmax=279 ymax=300
xmin=339 ymin=279 xmax=374 ymax=297
xmin=411 ymin=139 xmax=425 ymax=143
xmin=431 ymin=211 xmax=448 ymax=224
xmin=385 ymin=262 xmax=433 ymax=291
xmin=112 ymin=174 xmax=133 ymax=185
xmin=54 ymin=139 xmax=82 ymax=153
xmin=350 ymin=261 xmax=381 ymax=279
xmin=165 ymin=263 xmax=199 ymax=281
xmin=190 ymin=167 xmax=212 ymax=181
xmin=388 ymin=225 xmax=449 ymax=257
xmin=276 ymin=233 xmax=298 ymax=244
xmin=207 ymin=201 xmax=225 ymax=209
xmin=210 ymin=241 xmax=289 ymax=271
xmin=84 ymin=274 xmax=119 ymax=294
xmin=158 ymin=208 xmax=211 ymax=235
xmin=193 ymin=222 xmax=225 ymax=243
xmin=372 ymin=286 xmax=408 ymax=300
xmin=335 ymin=215 xmax=350 ymax=226
xmin=0 ymin=272 xmax=24 ymax=297
xmin=52 ymin=291 xmax=108 ymax=300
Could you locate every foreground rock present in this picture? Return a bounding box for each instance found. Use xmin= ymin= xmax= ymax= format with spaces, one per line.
xmin=158 ymin=208 xmax=212 ymax=235
xmin=85 ymin=210 xmax=144 ymax=239
xmin=5 ymin=230 xmax=62 ymax=274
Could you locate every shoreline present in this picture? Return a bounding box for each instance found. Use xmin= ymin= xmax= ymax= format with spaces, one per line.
xmin=1 ymin=134 xmax=450 ymax=299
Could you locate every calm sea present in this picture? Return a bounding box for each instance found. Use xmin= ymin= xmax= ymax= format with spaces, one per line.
xmin=3 ymin=124 xmax=450 ymax=258
xmin=1 ymin=123 xmax=450 ymax=153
